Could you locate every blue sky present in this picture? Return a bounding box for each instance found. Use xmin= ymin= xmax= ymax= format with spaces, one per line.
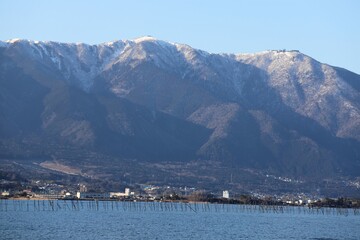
xmin=1 ymin=0 xmax=359 ymax=73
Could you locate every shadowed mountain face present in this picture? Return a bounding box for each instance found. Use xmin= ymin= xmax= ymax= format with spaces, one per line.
xmin=0 ymin=38 xmax=360 ymax=182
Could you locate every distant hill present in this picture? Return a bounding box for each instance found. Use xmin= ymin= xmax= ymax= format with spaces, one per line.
xmin=1 ymin=37 xmax=360 ymax=195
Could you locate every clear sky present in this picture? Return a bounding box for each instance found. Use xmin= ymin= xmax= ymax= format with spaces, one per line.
xmin=1 ymin=0 xmax=359 ymax=74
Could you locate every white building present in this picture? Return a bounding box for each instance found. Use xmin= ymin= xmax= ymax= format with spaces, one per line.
xmin=76 ymin=192 xmax=110 ymax=199
xmin=1 ymin=191 xmax=10 ymax=196
xmin=109 ymin=188 xmax=131 ymax=198
xmin=223 ymin=190 xmax=229 ymax=199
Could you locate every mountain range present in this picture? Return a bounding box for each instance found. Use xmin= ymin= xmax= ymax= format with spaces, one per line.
xmin=1 ymin=36 xmax=360 ymax=195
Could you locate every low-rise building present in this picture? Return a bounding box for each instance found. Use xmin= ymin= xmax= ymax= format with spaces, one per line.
xmin=110 ymin=188 xmax=131 ymax=198
xmin=1 ymin=191 xmax=10 ymax=197
xmin=35 ymin=194 xmax=63 ymax=199
xmin=223 ymin=190 xmax=229 ymax=199
xmin=76 ymin=192 xmax=110 ymax=199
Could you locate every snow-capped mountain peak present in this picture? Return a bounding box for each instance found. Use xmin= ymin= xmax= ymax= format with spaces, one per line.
xmin=5 ymin=38 xmax=24 ymax=44
xmin=2 ymin=38 xmax=360 ymax=141
xmin=1 ymin=37 xmax=360 ymax=185
xmin=133 ymin=35 xmax=158 ymax=43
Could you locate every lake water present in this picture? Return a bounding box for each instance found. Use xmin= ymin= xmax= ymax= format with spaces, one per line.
xmin=0 ymin=200 xmax=359 ymax=240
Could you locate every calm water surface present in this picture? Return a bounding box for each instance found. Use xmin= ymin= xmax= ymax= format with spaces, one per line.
xmin=0 ymin=200 xmax=359 ymax=240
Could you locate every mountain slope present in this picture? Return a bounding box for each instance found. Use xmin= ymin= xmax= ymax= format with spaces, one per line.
xmin=0 ymin=37 xmax=360 ymax=185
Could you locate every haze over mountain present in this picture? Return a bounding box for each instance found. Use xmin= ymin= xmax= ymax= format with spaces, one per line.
xmin=1 ymin=37 xmax=360 ymax=194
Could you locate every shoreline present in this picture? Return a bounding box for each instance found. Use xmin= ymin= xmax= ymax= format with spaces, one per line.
xmin=2 ymin=197 xmax=360 ymax=210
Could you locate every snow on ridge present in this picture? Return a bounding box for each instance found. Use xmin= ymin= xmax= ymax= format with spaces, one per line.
xmin=0 ymin=41 xmax=9 ymax=48
xmin=6 ymin=38 xmax=51 ymax=45
xmin=133 ymin=36 xmax=158 ymax=43
xmin=236 ymin=49 xmax=302 ymax=59
xmin=6 ymin=38 xmax=23 ymax=44
xmin=99 ymin=39 xmax=127 ymax=47
xmin=175 ymin=43 xmax=210 ymax=64
xmin=132 ymin=36 xmax=179 ymax=51
xmin=3 ymin=37 xmax=359 ymax=139
xmin=231 ymin=48 xmax=360 ymax=138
